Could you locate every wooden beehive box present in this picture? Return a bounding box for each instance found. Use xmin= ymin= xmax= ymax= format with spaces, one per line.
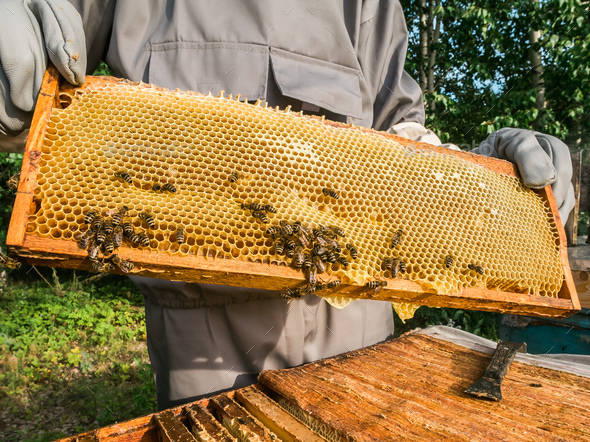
xmin=57 ymin=330 xmax=590 ymax=441
xmin=7 ymin=67 xmax=580 ymax=318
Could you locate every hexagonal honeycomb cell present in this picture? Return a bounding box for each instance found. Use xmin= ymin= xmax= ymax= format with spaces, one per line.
xmin=28 ymin=78 xmax=563 ymax=298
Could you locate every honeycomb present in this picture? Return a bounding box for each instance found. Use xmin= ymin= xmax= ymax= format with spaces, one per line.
xmin=28 ymin=77 xmax=563 ymax=299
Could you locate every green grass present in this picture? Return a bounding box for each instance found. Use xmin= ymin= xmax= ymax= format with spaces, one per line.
xmin=0 ymin=272 xmax=156 ymax=442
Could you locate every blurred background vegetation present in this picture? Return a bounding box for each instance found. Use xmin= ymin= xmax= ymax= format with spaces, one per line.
xmin=2 ymin=0 xmax=590 ymax=439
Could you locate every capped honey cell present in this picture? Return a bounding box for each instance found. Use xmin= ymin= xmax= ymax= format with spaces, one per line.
xmin=27 ymin=78 xmax=563 ymax=299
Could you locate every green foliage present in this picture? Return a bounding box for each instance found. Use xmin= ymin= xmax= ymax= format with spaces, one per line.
xmin=0 ymin=153 xmax=23 ymax=245
xmin=92 ymin=60 xmax=113 ymax=77
xmin=394 ymin=306 xmax=500 ymax=341
xmin=0 ymin=277 xmax=155 ymax=441
xmin=401 ymin=0 xmax=590 ymax=149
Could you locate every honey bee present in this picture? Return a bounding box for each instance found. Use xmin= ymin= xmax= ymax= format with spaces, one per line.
xmin=390 ymin=258 xmax=400 ymax=277
xmin=280 ymin=220 xmax=293 ymax=236
xmin=326 ymin=280 xmax=341 ymax=289
xmin=292 ymin=221 xmax=302 ymax=235
xmin=6 ymin=172 xmax=20 ymax=192
xmin=0 ymin=252 xmax=21 ymax=269
xmin=266 ymin=225 xmax=280 ymax=236
xmin=444 ymin=255 xmax=454 ymax=269
xmin=103 ymin=236 xmax=115 ymax=254
xmin=383 ymin=257 xmax=393 ymax=272
xmin=312 ymin=227 xmax=324 ymax=239
xmin=346 ymin=243 xmax=358 ymax=260
xmin=139 ymin=212 xmax=156 ymax=228
xmin=78 ymin=229 xmax=95 ymax=249
xmin=324 ymin=249 xmax=337 ymax=264
xmin=313 ymin=243 xmax=327 ymax=257
xmin=390 ymin=229 xmax=403 ymax=248
xmin=151 ymin=183 xmax=162 ymax=192
xmin=297 ymin=231 xmax=310 ymax=248
xmin=128 ymin=231 xmax=141 ymax=245
xmin=303 ymin=252 xmax=313 ymax=269
xmin=92 ymin=215 xmax=103 ymax=231
xmin=468 ymin=264 xmax=484 ymax=275
xmin=112 ymin=226 xmax=123 ymax=248
xmin=262 ymin=204 xmax=276 ymax=213
xmin=175 ymin=226 xmax=185 ymax=244
xmin=95 ymin=228 xmax=106 ymax=245
xmin=314 ymin=235 xmax=328 ymax=246
xmin=114 ymin=170 xmax=133 ymax=184
xmin=398 ymin=260 xmax=407 ymax=274
xmin=85 ymin=209 xmax=99 ymax=225
xmin=122 ymin=221 xmax=134 ymax=238
xmin=88 ymin=243 xmax=100 ymax=261
xmin=274 ymin=237 xmax=285 ymax=255
xmin=313 ymin=243 xmax=328 ymax=256
xmin=330 ymin=226 xmax=346 ymax=238
xmin=336 ymin=256 xmax=349 ymax=268
xmin=307 ymin=263 xmax=318 ymax=285
xmin=292 ymin=246 xmax=305 ymax=268
xmin=286 ymin=248 xmax=295 ymax=258
xmin=162 ymin=183 xmax=177 ymax=193
xmin=326 ymin=238 xmax=341 ymax=253
xmin=242 ymin=202 xmax=265 ymax=212
xmin=252 ymin=211 xmax=268 ymax=223
xmin=111 ymin=207 xmax=128 ymax=226
xmin=284 ymin=238 xmax=296 ymax=251
xmin=112 ymin=255 xmax=134 ymax=273
xmin=280 ymin=286 xmax=304 ymax=300
xmin=138 ymin=232 xmax=150 ymax=247
xmin=305 ymin=284 xmax=317 ymax=295
xmin=366 ymin=280 xmax=387 ymax=293
xmin=322 ymin=188 xmax=339 ymax=199
xmin=229 ymin=171 xmax=240 ymax=183
xmin=313 ymin=255 xmax=326 ymax=274
xmin=91 ymin=260 xmax=106 ymax=273
xmin=103 ymin=220 xmax=113 ymax=235
xmin=93 ymin=260 xmax=115 ymax=273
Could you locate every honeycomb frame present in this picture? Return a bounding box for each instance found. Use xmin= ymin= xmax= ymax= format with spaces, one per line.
xmin=7 ymin=67 xmax=580 ymax=318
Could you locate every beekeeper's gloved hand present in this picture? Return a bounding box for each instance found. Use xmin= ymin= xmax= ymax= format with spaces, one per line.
xmin=0 ymin=0 xmax=86 ymax=141
xmin=474 ymin=128 xmax=575 ymax=224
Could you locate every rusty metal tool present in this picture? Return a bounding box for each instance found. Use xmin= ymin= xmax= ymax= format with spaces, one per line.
xmin=465 ymin=340 xmax=527 ymax=401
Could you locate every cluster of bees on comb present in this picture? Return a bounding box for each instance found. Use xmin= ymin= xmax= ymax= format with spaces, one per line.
xmin=234 ymin=171 xmax=357 ymax=300
xmin=75 ymin=169 xmax=187 ymax=274
xmin=76 ymin=206 xmax=136 ymax=273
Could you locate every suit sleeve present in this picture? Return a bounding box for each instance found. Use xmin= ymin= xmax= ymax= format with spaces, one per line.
xmin=356 ymin=0 xmax=425 ymax=131
xmin=67 ymin=0 xmax=117 ymax=74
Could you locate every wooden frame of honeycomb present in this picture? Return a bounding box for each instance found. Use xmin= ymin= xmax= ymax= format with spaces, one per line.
xmin=7 ymin=67 xmax=580 ymax=318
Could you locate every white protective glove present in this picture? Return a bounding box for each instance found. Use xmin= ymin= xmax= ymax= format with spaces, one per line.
xmin=474 ymin=128 xmax=575 ymax=224
xmin=0 ymin=0 xmax=86 ymax=143
xmin=388 ymin=121 xmax=460 ymax=151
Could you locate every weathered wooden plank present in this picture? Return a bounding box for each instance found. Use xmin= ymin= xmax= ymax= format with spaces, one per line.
xmin=259 ymin=333 xmax=590 ymax=441
xmin=6 ymin=66 xmax=59 ymax=249
xmin=210 ymin=394 xmax=276 ymax=441
xmin=14 ymin=234 xmax=580 ymax=318
xmin=235 ymin=386 xmax=326 ymax=442
xmin=186 ymin=403 xmax=237 ymax=442
xmin=154 ymin=410 xmax=197 ymax=442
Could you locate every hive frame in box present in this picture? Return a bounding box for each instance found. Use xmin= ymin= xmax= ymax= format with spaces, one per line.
xmin=7 ymin=67 xmax=580 ymax=318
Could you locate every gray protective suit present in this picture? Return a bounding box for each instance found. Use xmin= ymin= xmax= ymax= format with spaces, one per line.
xmin=69 ymin=0 xmax=425 ymax=410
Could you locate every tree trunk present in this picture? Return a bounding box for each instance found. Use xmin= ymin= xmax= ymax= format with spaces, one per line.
xmin=528 ymin=0 xmax=545 ymax=130
xmin=427 ymin=0 xmax=441 ymax=110
xmin=419 ymin=0 xmax=428 ymax=91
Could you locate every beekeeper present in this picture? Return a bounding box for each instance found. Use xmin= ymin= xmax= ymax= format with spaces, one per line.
xmin=0 ymin=0 xmax=575 ymax=410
